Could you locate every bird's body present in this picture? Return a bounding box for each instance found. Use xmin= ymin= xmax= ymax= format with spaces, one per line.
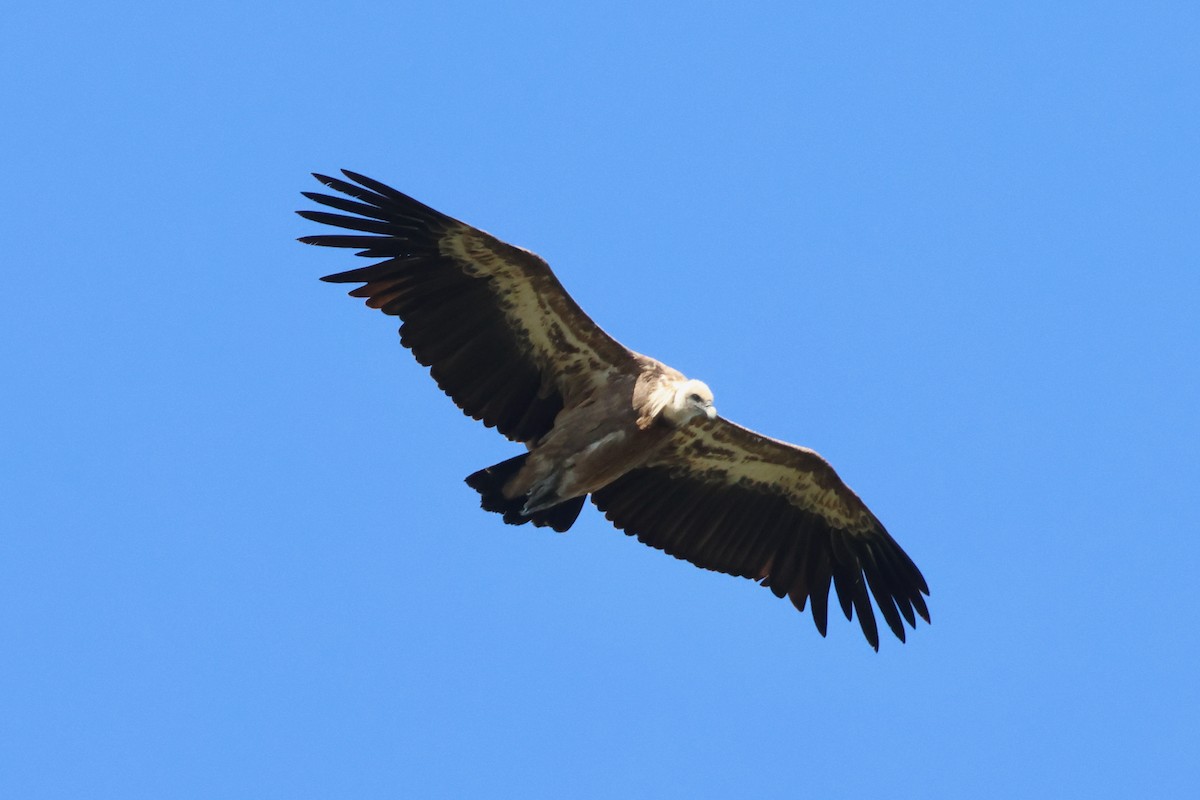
xmin=505 ymin=367 xmax=670 ymax=512
xmin=474 ymin=361 xmax=713 ymax=522
xmin=299 ymin=170 xmax=930 ymax=649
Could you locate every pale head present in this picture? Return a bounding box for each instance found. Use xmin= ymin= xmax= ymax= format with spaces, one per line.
xmin=662 ymin=379 xmax=717 ymax=426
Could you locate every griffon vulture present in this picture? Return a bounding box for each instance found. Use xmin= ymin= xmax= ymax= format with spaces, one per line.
xmin=298 ymin=170 xmax=930 ymax=649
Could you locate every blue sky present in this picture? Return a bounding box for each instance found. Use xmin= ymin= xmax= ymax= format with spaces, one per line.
xmin=3 ymin=1 xmax=1198 ymax=797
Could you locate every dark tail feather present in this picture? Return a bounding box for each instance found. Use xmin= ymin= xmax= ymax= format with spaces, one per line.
xmin=464 ymin=455 xmax=585 ymax=533
xmin=464 ymin=455 xmax=529 ymax=522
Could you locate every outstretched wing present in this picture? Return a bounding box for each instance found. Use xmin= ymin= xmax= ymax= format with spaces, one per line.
xmin=298 ymin=171 xmax=635 ymax=443
xmin=591 ymin=417 xmax=929 ymax=649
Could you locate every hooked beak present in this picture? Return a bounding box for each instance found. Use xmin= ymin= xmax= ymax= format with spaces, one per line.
xmin=705 ymin=405 xmax=718 ymax=420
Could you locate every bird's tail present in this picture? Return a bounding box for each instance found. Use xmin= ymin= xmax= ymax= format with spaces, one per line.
xmin=465 ymin=454 xmax=585 ymax=533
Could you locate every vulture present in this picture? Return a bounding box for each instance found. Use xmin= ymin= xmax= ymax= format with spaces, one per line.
xmin=298 ymin=170 xmax=930 ymax=649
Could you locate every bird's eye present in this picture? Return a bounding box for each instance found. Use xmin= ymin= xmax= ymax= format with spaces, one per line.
xmin=689 ymin=393 xmax=702 ymax=403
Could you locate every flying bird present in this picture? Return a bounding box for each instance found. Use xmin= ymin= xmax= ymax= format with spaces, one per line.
xmin=298 ymin=170 xmax=930 ymax=649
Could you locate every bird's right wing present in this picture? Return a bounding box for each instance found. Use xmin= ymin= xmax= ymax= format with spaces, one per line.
xmin=592 ymin=417 xmax=929 ymax=649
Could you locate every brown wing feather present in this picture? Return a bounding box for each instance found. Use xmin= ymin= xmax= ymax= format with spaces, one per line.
xmin=590 ymin=417 xmax=929 ymax=649
xmin=298 ymin=170 xmax=635 ymax=443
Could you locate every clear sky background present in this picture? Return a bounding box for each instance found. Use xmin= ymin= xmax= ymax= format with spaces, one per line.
xmin=3 ymin=2 xmax=1198 ymax=797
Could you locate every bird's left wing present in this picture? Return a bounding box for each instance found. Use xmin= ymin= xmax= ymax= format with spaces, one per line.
xmin=298 ymin=171 xmax=636 ymax=443
xmin=591 ymin=417 xmax=930 ymax=649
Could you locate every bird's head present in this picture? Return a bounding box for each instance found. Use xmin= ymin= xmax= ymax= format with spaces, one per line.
xmin=663 ymin=379 xmax=717 ymax=426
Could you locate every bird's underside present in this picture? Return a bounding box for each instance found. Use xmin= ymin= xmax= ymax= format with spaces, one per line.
xmin=298 ymin=169 xmax=931 ymax=650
